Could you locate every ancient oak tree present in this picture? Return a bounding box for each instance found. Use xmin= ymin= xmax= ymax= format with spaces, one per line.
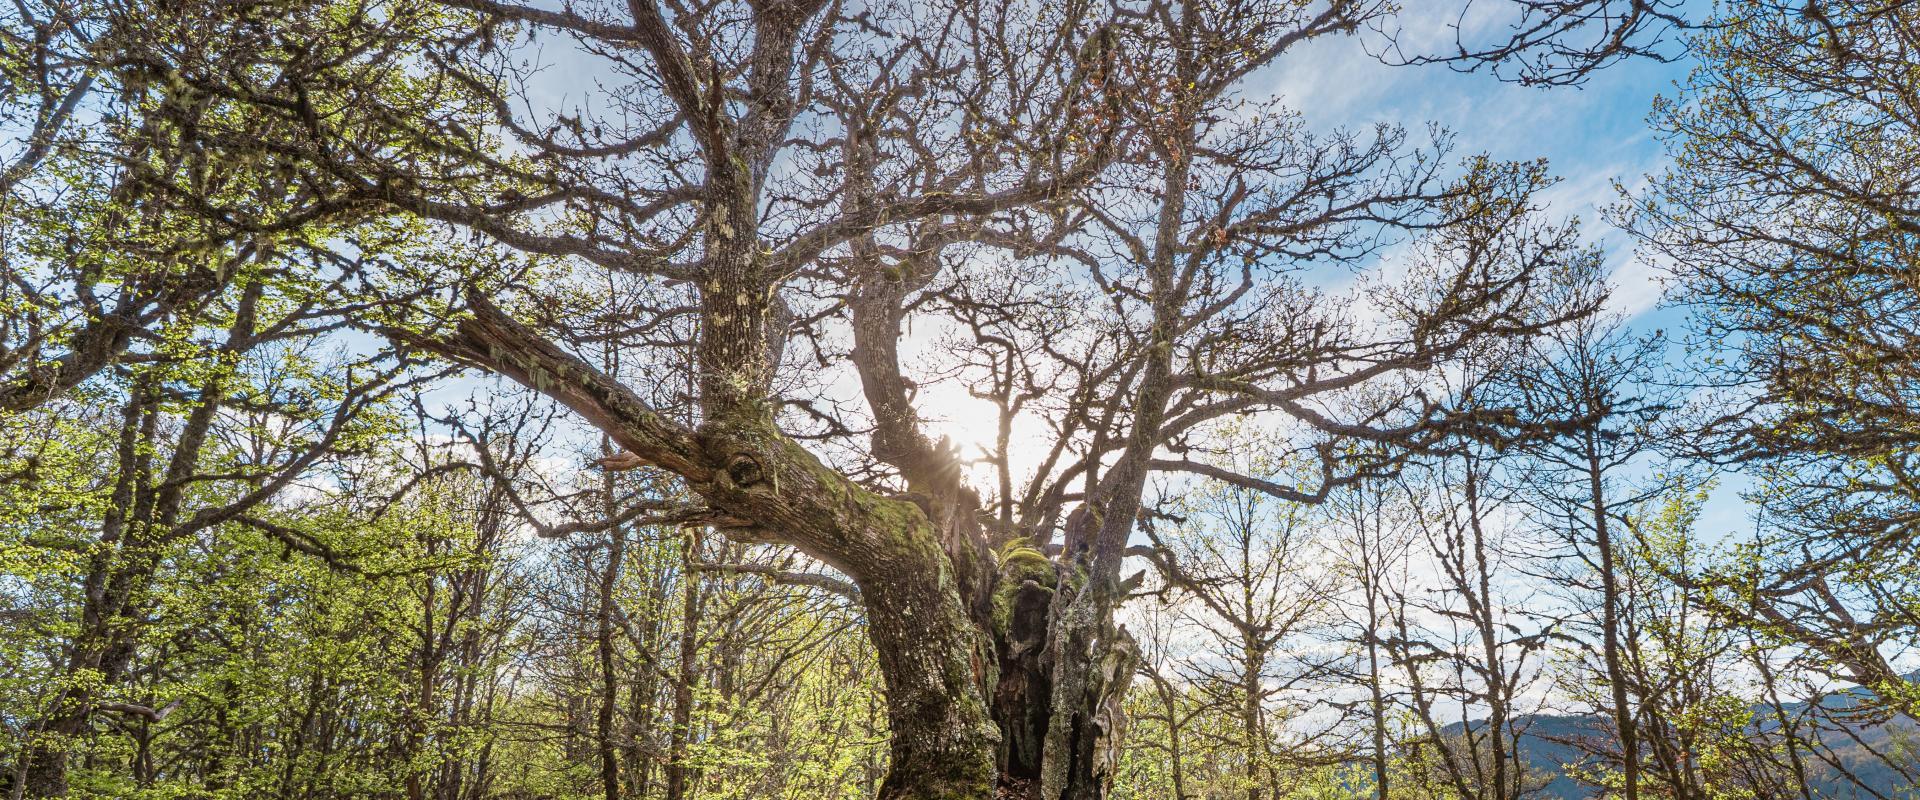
xmin=42 ymin=0 xmax=1682 ymax=796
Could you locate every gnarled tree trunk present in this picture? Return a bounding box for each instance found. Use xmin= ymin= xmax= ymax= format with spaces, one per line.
xmin=431 ymin=298 xmax=1137 ymax=800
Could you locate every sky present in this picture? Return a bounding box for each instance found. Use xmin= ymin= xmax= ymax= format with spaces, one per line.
xmin=1239 ymin=19 xmax=1763 ymax=539
xmin=1260 ymin=17 xmax=1686 ymax=320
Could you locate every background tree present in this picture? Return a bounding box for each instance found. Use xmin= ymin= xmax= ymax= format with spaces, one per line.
xmin=1502 ymin=312 xmax=1675 ymax=800
xmin=1383 ymin=458 xmax=1556 ymax=800
xmin=0 ymin=261 xmax=433 ymax=796
xmin=1136 ymin=449 xmax=1346 ymax=800
xmin=1625 ymin=0 xmax=1920 ymax=722
xmin=1324 ymin=464 xmax=1417 ymax=800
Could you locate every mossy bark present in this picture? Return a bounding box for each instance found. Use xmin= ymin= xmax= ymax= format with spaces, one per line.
xmin=692 ymin=420 xmax=1006 ymax=800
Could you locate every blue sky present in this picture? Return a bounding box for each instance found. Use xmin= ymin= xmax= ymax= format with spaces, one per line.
xmin=1248 ymin=22 xmax=1766 ymax=539
xmin=1261 ymin=21 xmax=1687 ymax=317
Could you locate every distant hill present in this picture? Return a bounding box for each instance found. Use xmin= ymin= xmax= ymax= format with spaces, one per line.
xmin=1443 ymin=682 xmax=1919 ymax=799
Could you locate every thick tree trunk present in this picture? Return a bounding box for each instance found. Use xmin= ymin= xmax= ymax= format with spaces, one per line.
xmin=871 ymin=542 xmax=1134 ymax=800
xmin=865 ymin=564 xmax=999 ymax=799
xmin=435 ymin=300 xmax=1139 ymax=800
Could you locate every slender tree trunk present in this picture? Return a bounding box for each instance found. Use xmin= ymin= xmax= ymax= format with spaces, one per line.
xmin=665 ymin=536 xmax=704 ymax=800
xmin=597 ymin=460 xmax=626 ymax=800
xmin=625 ymin=582 xmax=661 ymax=797
xmin=1366 ymin=591 xmax=1390 ymax=800
xmin=1586 ymin=446 xmax=1638 ymax=800
xmin=1138 ymin=667 xmax=1190 ymax=800
xmin=1243 ymin=642 xmax=1265 ymax=800
xmin=1463 ymin=465 xmax=1511 ymax=800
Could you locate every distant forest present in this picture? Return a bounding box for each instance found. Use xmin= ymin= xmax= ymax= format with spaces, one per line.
xmin=1 ymin=1 xmax=1916 ymax=799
